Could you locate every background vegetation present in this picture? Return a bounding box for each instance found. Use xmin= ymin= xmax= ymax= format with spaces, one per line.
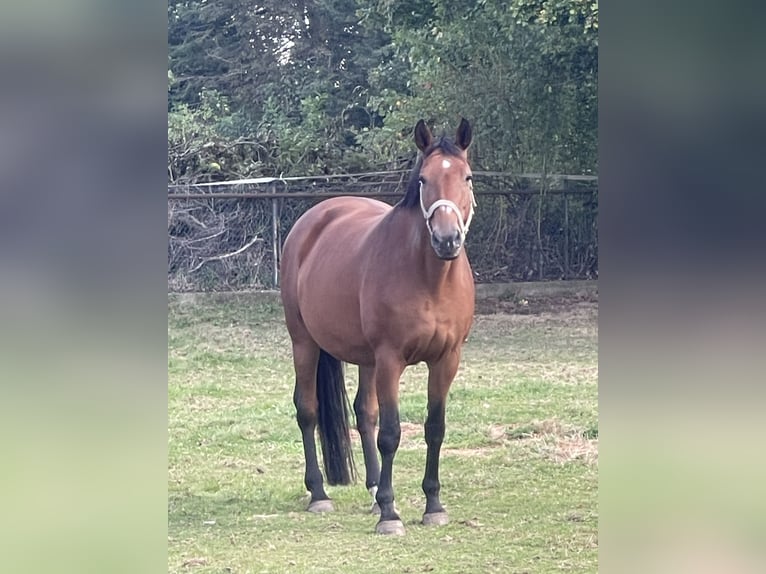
xmin=167 ymin=1 xmax=598 ymax=289
xmin=168 ymin=0 xmax=597 ymax=182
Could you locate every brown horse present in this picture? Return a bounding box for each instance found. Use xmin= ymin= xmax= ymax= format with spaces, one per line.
xmin=280 ymin=118 xmax=476 ymax=535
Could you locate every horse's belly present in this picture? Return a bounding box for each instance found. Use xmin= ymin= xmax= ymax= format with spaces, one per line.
xmin=282 ymin=197 xmax=390 ymax=365
xmin=294 ymin=240 xmax=375 ymax=365
xmin=299 ymin=288 xmax=374 ymax=365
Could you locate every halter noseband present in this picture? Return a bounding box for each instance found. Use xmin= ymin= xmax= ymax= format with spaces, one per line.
xmin=419 ymin=180 xmax=477 ymax=240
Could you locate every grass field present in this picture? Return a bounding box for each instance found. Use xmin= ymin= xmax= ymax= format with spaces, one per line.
xmin=168 ymin=291 xmax=598 ymax=573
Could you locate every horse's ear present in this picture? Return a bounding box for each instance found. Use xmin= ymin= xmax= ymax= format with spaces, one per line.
xmin=414 ymin=119 xmax=432 ymax=152
xmin=456 ymin=118 xmax=473 ymax=150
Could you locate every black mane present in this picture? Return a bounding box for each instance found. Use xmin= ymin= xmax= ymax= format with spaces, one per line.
xmin=397 ymin=135 xmax=464 ymax=208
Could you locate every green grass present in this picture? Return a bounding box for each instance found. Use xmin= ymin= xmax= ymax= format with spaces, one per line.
xmin=168 ymin=293 xmax=598 ymax=573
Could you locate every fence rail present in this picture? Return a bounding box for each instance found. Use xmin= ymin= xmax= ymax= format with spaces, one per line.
xmin=167 ymin=172 xmax=598 ymax=291
xmin=168 ymin=188 xmax=596 ymax=200
xmin=167 ymin=170 xmax=597 ymax=189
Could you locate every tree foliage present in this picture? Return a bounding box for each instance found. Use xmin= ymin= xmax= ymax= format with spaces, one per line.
xmin=168 ymin=0 xmax=597 ymax=182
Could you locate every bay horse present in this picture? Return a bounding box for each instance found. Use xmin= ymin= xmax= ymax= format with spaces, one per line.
xmin=280 ymin=118 xmax=476 ymax=535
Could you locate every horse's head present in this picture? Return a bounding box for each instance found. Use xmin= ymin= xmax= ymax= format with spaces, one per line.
xmin=414 ymin=118 xmax=475 ymax=260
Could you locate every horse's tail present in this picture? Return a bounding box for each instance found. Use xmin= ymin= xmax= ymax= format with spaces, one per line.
xmin=316 ymin=350 xmax=356 ymax=485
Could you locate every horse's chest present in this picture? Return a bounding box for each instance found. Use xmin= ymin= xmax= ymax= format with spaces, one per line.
xmin=362 ymin=296 xmax=469 ymax=361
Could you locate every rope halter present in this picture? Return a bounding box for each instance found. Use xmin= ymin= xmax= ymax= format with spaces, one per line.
xmin=419 ymin=179 xmax=477 ymax=241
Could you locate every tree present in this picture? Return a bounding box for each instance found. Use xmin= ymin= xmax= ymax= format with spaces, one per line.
xmin=353 ymin=0 xmax=598 ymax=174
xmin=168 ymin=0 xmax=598 ymax=179
xmin=168 ymin=0 xmax=396 ymax=181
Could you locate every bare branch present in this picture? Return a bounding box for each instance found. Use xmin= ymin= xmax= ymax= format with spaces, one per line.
xmin=188 ymin=234 xmax=264 ymax=273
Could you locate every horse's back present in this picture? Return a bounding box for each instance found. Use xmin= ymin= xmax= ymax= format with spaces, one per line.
xmin=283 ymin=197 xmax=389 ymax=264
xmin=281 ymin=197 xmax=390 ymax=280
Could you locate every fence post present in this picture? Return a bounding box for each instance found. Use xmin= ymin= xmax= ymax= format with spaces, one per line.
xmin=271 ymin=183 xmax=279 ymax=288
xmin=537 ymin=180 xmax=545 ymax=282
xmin=564 ymin=188 xmax=570 ymax=280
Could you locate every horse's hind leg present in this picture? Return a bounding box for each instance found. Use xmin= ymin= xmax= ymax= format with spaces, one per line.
xmin=291 ymin=339 xmax=332 ymax=512
xmin=354 ymin=365 xmax=380 ymax=514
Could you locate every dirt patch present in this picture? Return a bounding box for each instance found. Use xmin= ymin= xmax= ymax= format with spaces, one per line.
xmin=442 ymin=446 xmax=501 ymax=458
xmin=350 ymin=422 xmax=425 ymax=449
xmin=370 ymin=420 xmax=599 ymax=465
xmin=399 ymin=421 xmax=423 ymax=441
xmin=475 ymin=290 xmax=598 ymax=316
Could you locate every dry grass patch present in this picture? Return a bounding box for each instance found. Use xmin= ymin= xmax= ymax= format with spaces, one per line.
xmin=533 ymin=433 xmax=599 ymax=465
xmin=486 ymin=419 xmax=599 ymax=466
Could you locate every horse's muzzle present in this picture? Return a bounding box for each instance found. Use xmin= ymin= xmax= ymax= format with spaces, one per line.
xmin=431 ymin=229 xmax=463 ymax=260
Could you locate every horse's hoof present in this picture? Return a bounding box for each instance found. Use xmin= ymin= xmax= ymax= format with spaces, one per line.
xmin=307 ymin=499 xmax=334 ymax=513
xmin=422 ymin=512 xmax=450 ymax=526
xmin=370 ymin=501 xmax=381 ymax=515
xmin=375 ymin=519 xmax=406 ymax=536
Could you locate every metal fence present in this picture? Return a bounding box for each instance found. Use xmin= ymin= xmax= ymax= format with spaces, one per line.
xmin=168 ymin=171 xmax=597 ymax=291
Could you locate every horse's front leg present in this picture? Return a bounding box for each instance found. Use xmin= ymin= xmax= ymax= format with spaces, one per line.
xmin=373 ymin=354 xmax=406 ymax=535
xmin=422 ymin=350 xmax=461 ymax=526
